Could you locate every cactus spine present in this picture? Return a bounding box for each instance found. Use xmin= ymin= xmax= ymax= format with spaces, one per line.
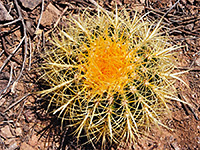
xmin=39 ymin=7 xmax=186 ymax=148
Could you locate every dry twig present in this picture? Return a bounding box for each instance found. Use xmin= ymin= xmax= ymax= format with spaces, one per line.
xmin=0 ymin=36 xmax=25 ymax=73
xmin=35 ymin=0 xmax=44 ymax=34
xmin=1 ymin=37 xmax=21 ymax=65
xmin=3 ymin=93 xmax=30 ymax=112
xmin=0 ymin=62 xmax=14 ymax=99
xmin=28 ymin=37 xmax=32 ymax=70
xmin=13 ymin=0 xmax=28 ymax=83
xmin=0 ymin=0 xmax=29 ymax=100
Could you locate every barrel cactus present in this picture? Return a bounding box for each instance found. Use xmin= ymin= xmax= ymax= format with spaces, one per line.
xmin=39 ymin=6 xmax=186 ymax=148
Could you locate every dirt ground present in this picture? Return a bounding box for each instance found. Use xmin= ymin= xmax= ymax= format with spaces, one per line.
xmin=0 ymin=0 xmax=199 ymax=150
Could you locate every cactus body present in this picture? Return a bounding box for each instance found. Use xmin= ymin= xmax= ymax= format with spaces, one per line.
xmin=39 ymin=8 xmax=185 ymax=147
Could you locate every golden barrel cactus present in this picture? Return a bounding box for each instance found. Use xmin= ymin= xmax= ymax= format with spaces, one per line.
xmin=39 ymin=6 xmax=187 ymax=148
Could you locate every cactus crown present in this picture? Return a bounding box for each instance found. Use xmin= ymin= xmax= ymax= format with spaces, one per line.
xmin=39 ymin=6 xmax=186 ymax=148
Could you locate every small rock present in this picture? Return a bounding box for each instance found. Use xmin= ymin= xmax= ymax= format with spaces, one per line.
xmin=187 ymin=0 xmax=194 ymax=4
xmin=5 ymin=139 xmax=13 ymax=145
xmin=140 ymin=0 xmax=146 ymax=4
xmin=29 ymin=96 xmax=35 ymax=103
xmin=16 ymin=122 xmax=21 ymax=127
xmin=15 ymin=128 xmax=22 ymax=136
xmin=171 ymin=141 xmax=181 ymax=150
xmin=26 ymin=20 xmax=35 ymax=36
xmin=24 ymin=111 xmax=35 ymax=123
xmin=19 ymin=0 xmax=41 ymax=10
xmin=0 ymin=2 xmax=13 ymax=21
xmin=28 ymin=134 xmax=38 ymax=147
xmin=184 ymin=23 xmax=194 ymax=31
xmin=0 ymin=72 xmax=10 ymax=80
xmin=197 ymin=137 xmax=200 ymax=144
xmin=181 ymin=0 xmax=187 ymax=4
xmin=16 ymin=82 xmax=24 ymax=92
xmin=195 ymin=57 xmax=200 ymax=66
xmin=0 ymin=80 xmax=8 ymax=90
xmin=1 ymin=126 xmax=13 ymax=138
xmin=20 ymin=142 xmax=34 ymax=150
xmin=0 ymin=98 xmax=6 ymax=106
xmin=40 ymin=3 xmax=60 ymax=27
xmin=7 ymin=141 xmax=19 ymax=150
xmin=23 ymin=124 xmax=29 ymax=133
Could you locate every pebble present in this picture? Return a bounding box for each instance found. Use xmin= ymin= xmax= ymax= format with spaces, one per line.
xmin=29 ymin=96 xmax=35 ymax=103
xmin=20 ymin=142 xmax=35 ymax=150
xmin=0 ymin=98 xmax=6 ymax=106
xmin=184 ymin=23 xmax=194 ymax=31
xmin=171 ymin=141 xmax=181 ymax=150
xmin=28 ymin=134 xmax=38 ymax=147
xmin=0 ymin=72 xmax=10 ymax=80
xmin=195 ymin=57 xmax=200 ymax=66
xmin=5 ymin=139 xmax=13 ymax=145
xmin=197 ymin=137 xmax=200 ymax=144
xmin=7 ymin=141 xmax=19 ymax=150
xmin=1 ymin=126 xmax=13 ymax=138
xmin=40 ymin=3 xmax=60 ymax=27
xmin=15 ymin=128 xmax=22 ymax=136
xmin=0 ymin=2 xmax=13 ymax=21
xmin=18 ymin=0 xmax=41 ymax=10
xmin=187 ymin=0 xmax=194 ymax=4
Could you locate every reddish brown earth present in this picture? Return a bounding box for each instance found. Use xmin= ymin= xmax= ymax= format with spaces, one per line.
xmin=0 ymin=0 xmax=199 ymax=150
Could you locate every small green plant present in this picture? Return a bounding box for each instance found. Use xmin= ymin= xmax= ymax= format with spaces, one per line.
xmin=39 ymin=6 xmax=187 ymax=148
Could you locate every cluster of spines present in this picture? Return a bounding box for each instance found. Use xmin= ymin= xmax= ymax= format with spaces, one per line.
xmin=39 ymin=8 xmax=186 ymax=148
